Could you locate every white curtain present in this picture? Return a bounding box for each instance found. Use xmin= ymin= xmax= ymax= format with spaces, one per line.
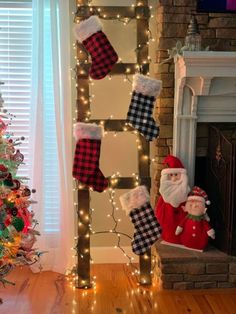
xmin=29 ymin=0 xmax=74 ymax=274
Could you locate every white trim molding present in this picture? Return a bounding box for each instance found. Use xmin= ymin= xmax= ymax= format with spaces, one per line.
xmin=173 ymin=51 xmax=236 ymax=186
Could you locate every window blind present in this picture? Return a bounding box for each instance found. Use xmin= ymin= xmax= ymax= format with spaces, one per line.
xmin=42 ymin=8 xmax=60 ymax=233
xmin=0 ymin=1 xmax=60 ymax=233
xmin=0 ymin=1 xmax=32 ymax=178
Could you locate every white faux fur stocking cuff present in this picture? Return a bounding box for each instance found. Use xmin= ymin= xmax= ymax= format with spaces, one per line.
xmin=74 ymin=15 xmax=103 ymax=42
xmin=119 ymin=186 xmax=150 ymax=214
xmin=133 ymin=74 xmax=162 ymax=98
xmin=187 ymin=196 xmax=208 ymax=204
xmin=73 ymin=122 xmax=104 ymax=141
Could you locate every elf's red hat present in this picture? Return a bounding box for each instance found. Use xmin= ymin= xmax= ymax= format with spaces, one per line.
xmin=161 ymin=155 xmax=186 ymax=175
xmin=187 ymin=186 xmax=211 ymax=205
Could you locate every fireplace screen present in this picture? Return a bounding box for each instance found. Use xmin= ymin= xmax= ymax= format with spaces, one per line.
xmin=206 ymin=125 xmax=236 ymax=256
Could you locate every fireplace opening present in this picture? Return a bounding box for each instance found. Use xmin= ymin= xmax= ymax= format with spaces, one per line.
xmin=195 ymin=123 xmax=236 ymax=256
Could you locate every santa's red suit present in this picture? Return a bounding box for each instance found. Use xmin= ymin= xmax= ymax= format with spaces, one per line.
xmin=155 ymin=197 xmax=186 ymax=244
xmin=155 ymin=155 xmax=190 ymax=244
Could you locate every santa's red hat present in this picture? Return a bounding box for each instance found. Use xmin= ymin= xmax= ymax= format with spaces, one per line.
xmin=161 ymin=155 xmax=186 ymax=175
xmin=187 ymin=186 xmax=211 ymax=205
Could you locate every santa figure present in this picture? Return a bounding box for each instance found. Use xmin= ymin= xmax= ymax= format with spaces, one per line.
xmin=175 ymin=186 xmax=215 ymax=251
xmin=155 ymin=155 xmax=190 ymax=244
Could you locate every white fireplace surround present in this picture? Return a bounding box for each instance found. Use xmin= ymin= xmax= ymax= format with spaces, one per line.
xmin=173 ymin=51 xmax=236 ymax=187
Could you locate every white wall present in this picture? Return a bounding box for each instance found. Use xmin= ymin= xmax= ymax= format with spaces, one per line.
xmin=90 ymin=10 xmax=137 ymax=259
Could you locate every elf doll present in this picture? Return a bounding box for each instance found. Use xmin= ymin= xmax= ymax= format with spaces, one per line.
xmin=175 ymin=186 xmax=215 ymax=251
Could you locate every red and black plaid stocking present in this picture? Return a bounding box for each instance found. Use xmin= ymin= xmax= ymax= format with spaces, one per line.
xmin=73 ymin=123 xmax=108 ymax=192
xmin=74 ymin=15 xmax=118 ymax=80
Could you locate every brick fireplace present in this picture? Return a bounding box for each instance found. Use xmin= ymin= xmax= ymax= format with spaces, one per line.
xmin=172 ymin=51 xmax=236 ymax=186
xmin=155 ymin=51 xmax=236 ymax=289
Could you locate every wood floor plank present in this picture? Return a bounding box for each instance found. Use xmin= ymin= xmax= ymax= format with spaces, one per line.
xmin=174 ymin=294 xmax=204 ymax=314
xmin=0 ymin=265 xmax=236 ymax=314
xmin=205 ymin=294 xmax=235 ymax=314
xmin=193 ymin=295 xmax=215 ymax=314
xmin=220 ymin=294 xmax=236 ymax=314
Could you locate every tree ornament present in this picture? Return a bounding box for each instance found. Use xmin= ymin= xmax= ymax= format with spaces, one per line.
xmin=11 ymin=208 xmax=18 ymax=216
xmin=10 ymin=180 xmax=21 ymax=191
xmin=22 ymin=188 xmax=31 ymax=197
xmin=20 ymin=230 xmax=37 ymax=251
xmin=12 ymin=149 xmax=24 ymax=163
xmin=3 ymin=173 xmax=14 ymax=187
xmin=11 ymin=217 xmax=24 ymax=232
xmin=0 ymin=164 xmax=9 ymax=180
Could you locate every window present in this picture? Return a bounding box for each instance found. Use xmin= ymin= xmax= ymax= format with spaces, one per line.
xmin=0 ymin=0 xmax=32 ymax=177
xmin=0 ymin=0 xmax=60 ymax=233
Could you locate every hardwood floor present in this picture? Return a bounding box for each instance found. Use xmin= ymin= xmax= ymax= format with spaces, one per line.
xmin=0 ymin=264 xmax=236 ymax=314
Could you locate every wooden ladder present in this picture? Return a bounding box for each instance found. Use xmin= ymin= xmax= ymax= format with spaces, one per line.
xmin=75 ymin=0 xmax=152 ymax=288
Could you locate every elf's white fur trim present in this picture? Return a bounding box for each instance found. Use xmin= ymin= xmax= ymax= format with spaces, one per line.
xmin=161 ymin=168 xmax=186 ymax=175
xmin=187 ymin=196 xmax=211 ymax=205
xmin=74 ymin=15 xmax=102 ymax=42
xmin=119 ymin=186 xmax=150 ymax=214
xmin=73 ymin=122 xmax=103 ymax=141
xmin=133 ymin=74 xmax=162 ymax=97
xmin=187 ymin=195 xmax=205 ymax=203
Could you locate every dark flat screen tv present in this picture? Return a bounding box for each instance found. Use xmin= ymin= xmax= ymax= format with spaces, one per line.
xmin=197 ymin=0 xmax=236 ymax=12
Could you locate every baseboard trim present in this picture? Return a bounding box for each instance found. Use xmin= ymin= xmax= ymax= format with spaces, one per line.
xmin=91 ymin=246 xmax=138 ymax=264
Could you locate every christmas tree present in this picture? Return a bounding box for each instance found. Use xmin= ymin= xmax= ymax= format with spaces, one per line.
xmin=0 ymin=84 xmax=40 ymax=286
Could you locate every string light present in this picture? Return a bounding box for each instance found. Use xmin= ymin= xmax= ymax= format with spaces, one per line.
xmin=89 ymin=181 xmax=140 ymax=280
xmin=72 ymin=171 xmax=158 ymax=289
xmin=72 ymin=0 xmax=156 ymax=290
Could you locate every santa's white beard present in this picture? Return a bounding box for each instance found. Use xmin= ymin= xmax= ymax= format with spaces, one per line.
xmin=159 ymin=173 xmax=190 ymax=208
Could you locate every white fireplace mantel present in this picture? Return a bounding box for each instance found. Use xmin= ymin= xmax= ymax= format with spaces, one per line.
xmin=173 ymin=51 xmax=236 ymax=186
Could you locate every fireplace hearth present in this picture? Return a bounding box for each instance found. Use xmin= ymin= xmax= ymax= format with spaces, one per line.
xmin=155 ymin=240 xmax=236 ymax=290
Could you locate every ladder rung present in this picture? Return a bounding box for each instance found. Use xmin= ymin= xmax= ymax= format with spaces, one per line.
xmin=76 ymin=177 xmax=151 ymax=190
xmin=76 ymin=63 xmax=149 ymax=76
xmin=75 ymin=6 xmax=150 ymax=20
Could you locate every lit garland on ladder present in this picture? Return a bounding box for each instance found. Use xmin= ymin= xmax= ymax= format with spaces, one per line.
xmin=70 ymin=0 xmax=158 ymax=289
xmin=69 ymin=173 xmax=158 ymax=289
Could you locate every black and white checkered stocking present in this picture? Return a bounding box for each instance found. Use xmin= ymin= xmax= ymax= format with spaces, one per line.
xmin=129 ymin=203 xmax=162 ymax=255
xmin=126 ymin=74 xmax=162 ymax=141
